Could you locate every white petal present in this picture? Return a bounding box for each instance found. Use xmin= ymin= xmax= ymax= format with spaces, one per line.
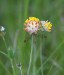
xmin=41 ymin=21 xmax=46 ymax=26
xmin=1 ymin=26 xmax=5 ymax=31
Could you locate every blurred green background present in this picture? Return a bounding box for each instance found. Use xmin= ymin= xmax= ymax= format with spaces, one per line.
xmin=0 ymin=0 xmax=64 ymax=75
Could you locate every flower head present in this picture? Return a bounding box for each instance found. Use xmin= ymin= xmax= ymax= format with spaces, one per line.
xmin=24 ymin=17 xmax=40 ymax=34
xmin=0 ymin=26 xmax=5 ymax=32
xmin=41 ymin=21 xmax=52 ymax=32
xmin=0 ymin=26 xmax=5 ymax=36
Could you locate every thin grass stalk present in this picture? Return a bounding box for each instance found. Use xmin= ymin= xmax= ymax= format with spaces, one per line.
xmin=24 ymin=0 xmax=30 ymax=19
xmin=1 ymin=36 xmax=16 ymax=75
xmin=0 ymin=51 xmax=16 ymax=75
xmin=36 ymin=40 xmax=64 ymax=74
xmin=0 ymin=51 xmax=11 ymax=75
xmin=47 ymin=65 xmax=53 ymax=75
xmin=11 ymin=59 xmax=15 ymax=75
xmin=27 ymin=35 xmax=34 ymax=75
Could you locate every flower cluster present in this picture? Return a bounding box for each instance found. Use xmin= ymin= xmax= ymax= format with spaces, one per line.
xmin=41 ymin=21 xmax=52 ymax=32
xmin=24 ymin=17 xmax=40 ymax=34
xmin=24 ymin=17 xmax=52 ymax=34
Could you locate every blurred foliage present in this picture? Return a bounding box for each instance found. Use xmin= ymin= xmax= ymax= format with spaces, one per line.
xmin=0 ymin=0 xmax=64 ymax=75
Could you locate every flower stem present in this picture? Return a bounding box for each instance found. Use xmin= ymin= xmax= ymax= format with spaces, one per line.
xmin=33 ymin=36 xmax=36 ymax=75
xmin=27 ymin=35 xmax=34 ymax=75
xmin=2 ymin=36 xmax=7 ymax=49
xmin=20 ymin=67 xmax=22 ymax=75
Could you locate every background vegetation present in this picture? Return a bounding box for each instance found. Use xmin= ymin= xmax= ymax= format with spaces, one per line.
xmin=0 ymin=0 xmax=64 ymax=75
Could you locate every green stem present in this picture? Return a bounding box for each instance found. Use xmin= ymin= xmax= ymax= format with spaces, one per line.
xmin=27 ymin=35 xmax=34 ymax=75
xmin=0 ymin=51 xmax=15 ymax=75
xmin=47 ymin=65 xmax=53 ymax=75
xmin=0 ymin=51 xmax=10 ymax=59
xmin=40 ymin=38 xmax=43 ymax=75
xmin=20 ymin=67 xmax=22 ymax=75
xmin=11 ymin=59 xmax=15 ymax=75
xmin=33 ymin=36 xmax=36 ymax=75
xmin=1 ymin=35 xmax=16 ymax=75
xmin=36 ymin=40 xmax=64 ymax=74
xmin=24 ymin=0 xmax=30 ymax=19
xmin=0 ymin=51 xmax=11 ymax=75
xmin=2 ymin=36 xmax=7 ymax=49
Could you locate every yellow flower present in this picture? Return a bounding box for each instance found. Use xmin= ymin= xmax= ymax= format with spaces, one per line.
xmin=24 ymin=17 xmax=40 ymax=34
xmin=41 ymin=21 xmax=52 ymax=32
